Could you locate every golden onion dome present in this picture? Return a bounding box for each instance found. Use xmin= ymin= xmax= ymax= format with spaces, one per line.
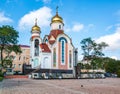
xmin=51 ymin=6 xmax=64 ymax=24
xmin=32 ymin=25 xmax=40 ymax=31
xmin=31 ymin=19 xmax=40 ymax=32
xmin=51 ymin=13 xmax=63 ymax=23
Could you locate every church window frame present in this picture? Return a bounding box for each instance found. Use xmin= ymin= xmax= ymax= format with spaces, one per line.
xmin=45 ymin=39 xmax=48 ymax=43
xmin=34 ymin=39 xmax=39 ymax=56
xmin=53 ymin=48 xmax=56 ymax=67
xmin=59 ymin=25 xmax=61 ymax=29
xmin=61 ymin=40 xmax=65 ymax=64
xmin=69 ymin=50 xmax=72 ymax=68
xmin=59 ymin=37 xmax=67 ymax=65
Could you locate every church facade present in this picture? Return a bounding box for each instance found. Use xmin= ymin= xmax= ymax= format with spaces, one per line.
xmin=30 ymin=9 xmax=77 ymax=77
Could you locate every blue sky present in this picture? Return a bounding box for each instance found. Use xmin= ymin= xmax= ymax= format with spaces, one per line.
xmin=0 ymin=0 xmax=120 ymax=60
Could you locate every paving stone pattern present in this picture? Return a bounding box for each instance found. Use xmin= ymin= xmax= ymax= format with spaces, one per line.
xmin=0 ymin=78 xmax=120 ymax=94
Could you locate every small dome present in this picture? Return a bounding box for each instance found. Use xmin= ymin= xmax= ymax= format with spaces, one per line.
xmin=51 ymin=7 xmax=64 ymax=24
xmin=32 ymin=25 xmax=40 ymax=32
xmin=31 ymin=19 xmax=40 ymax=32
xmin=51 ymin=13 xmax=63 ymax=23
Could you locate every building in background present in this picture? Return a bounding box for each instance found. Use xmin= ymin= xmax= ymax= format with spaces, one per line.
xmin=0 ymin=45 xmax=30 ymax=74
xmin=11 ymin=45 xmax=30 ymax=74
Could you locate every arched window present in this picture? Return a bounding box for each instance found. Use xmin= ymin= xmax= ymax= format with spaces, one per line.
xmin=45 ymin=39 xmax=48 ymax=43
xmin=59 ymin=25 xmax=61 ymax=29
xmin=61 ymin=40 xmax=65 ymax=63
xmin=53 ymin=48 xmax=56 ymax=67
xmin=34 ymin=39 xmax=39 ymax=56
xmin=59 ymin=37 xmax=67 ymax=64
xmin=69 ymin=50 xmax=72 ymax=68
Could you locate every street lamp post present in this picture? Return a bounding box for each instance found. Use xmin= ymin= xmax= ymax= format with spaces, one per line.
xmin=74 ymin=48 xmax=78 ymax=78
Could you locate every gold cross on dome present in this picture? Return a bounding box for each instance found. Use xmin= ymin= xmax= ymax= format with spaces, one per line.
xmin=56 ymin=6 xmax=58 ymax=13
xmin=35 ymin=18 xmax=37 ymax=25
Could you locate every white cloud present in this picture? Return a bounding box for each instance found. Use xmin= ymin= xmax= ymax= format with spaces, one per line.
xmin=0 ymin=12 xmax=13 ymax=23
xmin=65 ymin=23 xmax=95 ymax=32
xmin=18 ymin=6 xmax=52 ymax=31
xmin=65 ymin=23 xmax=84 ymax=32
xmin=72 ymin=24 xmax=84 ymax=32
xmin=85 ymin=24 xmax=95 ymax=32
xmin=88 ymin=24 xmax=94 ymax=28
xmin=111 ymin=56 xmax=118 ymax=60
xmin=78 ymin=55 xmax=83 ymax=61
xmin=105 ymin=25 xmax=113 ymax=31
xmin=96 ymin=26 xmax=120 ymax=51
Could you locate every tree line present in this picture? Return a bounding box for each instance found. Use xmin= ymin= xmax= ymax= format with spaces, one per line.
xmin=77 ymin=37 xmax=120 ymax=77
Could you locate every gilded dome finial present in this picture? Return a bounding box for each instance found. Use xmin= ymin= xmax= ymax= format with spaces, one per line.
xmin=35 ymin=18 xmax=37 ymax=26
xmin=50 ymin=6 xmax=64 ymax=25
xmin=31 ymin=18 xmax=40 ymax=32
xmin=56 ymin=6 xmax=58 ymax=14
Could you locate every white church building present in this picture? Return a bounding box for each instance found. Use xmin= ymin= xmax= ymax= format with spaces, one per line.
xmin=30 ymin=8 xmax=77 ymax=77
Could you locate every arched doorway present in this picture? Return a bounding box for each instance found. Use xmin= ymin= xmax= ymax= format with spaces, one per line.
xmin=43 ymin=57 xmax=49 ymax=68
xmin=34 ymin=58 xmax=39 ymax=67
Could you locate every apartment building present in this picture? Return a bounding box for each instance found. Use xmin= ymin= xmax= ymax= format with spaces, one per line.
xmin=12 ymin=45 xmax=30 ymax=73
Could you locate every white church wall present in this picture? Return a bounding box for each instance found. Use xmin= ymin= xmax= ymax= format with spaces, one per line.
xmin=41 ymin=53 xmax=51 ymax=69
xmin=56 ymin=34 xmax=74 ymax=70
xmin=50 ymin=42 xmax=59 ymax=69
xmin=67 ymin=43 xmax=74 ymax=70
xmin=51 ymin=23 xmax=64 ymax=30
xmin=31 ymin=33 xmax=40 ymax=37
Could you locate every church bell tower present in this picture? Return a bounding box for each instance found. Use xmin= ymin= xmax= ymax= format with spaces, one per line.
xmin=30 ymin=19 xmax=42 ymax=68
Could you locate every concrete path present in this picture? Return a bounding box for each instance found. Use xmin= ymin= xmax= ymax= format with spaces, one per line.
xmin=0 ymin=78 xmax=120 ymax=94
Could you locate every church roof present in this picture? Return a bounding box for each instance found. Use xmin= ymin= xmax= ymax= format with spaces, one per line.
xmin=48 ymin=30 xmax=63 ymax=44
xmin=40 ymin=43 xmax=51 ymax=53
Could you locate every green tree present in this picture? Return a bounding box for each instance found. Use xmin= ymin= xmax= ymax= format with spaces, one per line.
xmin=80 ymin=37 xmax=108 ymax=71
xmin=0 ymin=25 xmax=21 ymax=69
xmin=80 ymin=37 xmax=94 ymax=59
xmin=92 ymin=42 xmax=108 ymax=57
xmin=104 ymin=57 xmax=120 ymax=74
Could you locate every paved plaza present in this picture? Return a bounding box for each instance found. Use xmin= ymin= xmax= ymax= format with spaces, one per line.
xmin=0 ymin=78 xmax=120 ymax=94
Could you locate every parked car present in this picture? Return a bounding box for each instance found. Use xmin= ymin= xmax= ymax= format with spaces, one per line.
xmin=104 ymin=72 xmax=112 ymax=77
xmin=104 ymin=73 xmax=117 ymax=78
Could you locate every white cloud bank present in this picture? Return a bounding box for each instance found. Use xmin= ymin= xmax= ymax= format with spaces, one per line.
xmin=72 ymin=24 xmax=84 ymax=32
xmin=18 ymin=6 xmax=52 ymax=31
xmin=65 ymin=23 xmax=95 ymax=32
xmin=96 ymin=25 xmax=120 ymax=51
xmin=66 ymin=23 xmax=84 ymax=32
xmin=0 ymin=12 xmax=13 ymax=23
xmin=111 ymin=56 xmax=118 ymax=60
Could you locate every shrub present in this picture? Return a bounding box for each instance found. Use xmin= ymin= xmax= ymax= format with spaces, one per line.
xmin=0 ymin=72 xmax=4 ymax=77
xmin=117 ymin=70 xmax=120 ymax=77
xmin=0 ymin=77 xmax=3 ymax=81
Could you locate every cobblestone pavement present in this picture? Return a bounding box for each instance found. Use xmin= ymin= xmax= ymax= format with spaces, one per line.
xmin=0 ymin=78 xmax=120 ymax=94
